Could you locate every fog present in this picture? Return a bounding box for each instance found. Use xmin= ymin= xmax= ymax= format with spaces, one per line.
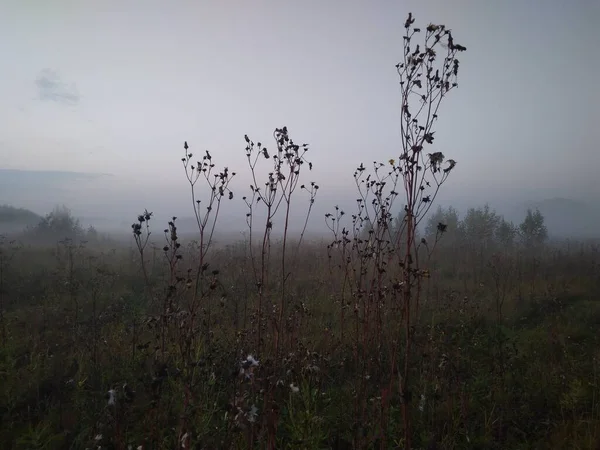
xmin=1 ymin=0 xmax=599 ymax=238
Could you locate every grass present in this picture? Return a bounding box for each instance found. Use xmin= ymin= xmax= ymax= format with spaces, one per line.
xmin=0 ymin=234 xmax=599 ymax=449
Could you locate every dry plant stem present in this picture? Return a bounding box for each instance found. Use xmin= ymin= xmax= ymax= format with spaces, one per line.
xmin=181 ymin=142 xmax=234 ymax=350
xmin=182 ymin=144 xmax=233 ymax=310
xmin=393 ymin=16 xmax=465 ymax=448
xmin=244 ymin=128 xmax=315 ymax=355
xmin=132 ymin=213 xmax=152 ymax=288
xmin=181 ymin=143 xmax=235 ymax=446
xmin=245 ymin=139 xmax=274 ymax=353
xmin=274 ymin=130 xmax=311 ymax=356
xmin=131 ymin=210 xmax=154 ymax=373
xmin=324 ymin=13 xmax=465 ymax=449
xmin=326 ymin=208 xmax=351 ymax=339
xmin=293 ymin=184 xmax=318 ymax=262
xmin=130 ymin=143 xmax=234 ymax=447
xmin=243 ymin=128 xmax=315 ymax=449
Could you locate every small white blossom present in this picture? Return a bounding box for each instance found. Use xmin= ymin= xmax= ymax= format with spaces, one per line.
xmin=107 ymin=389 xmax=116 ymax=405
xmin=248 ymin=404 xmax=258 ymax=423
xmin=243 ymin=355 xmax=259 ymax=367
xmin=418 ymin=394 xmax=426 ymax=412
xmin=239 ymin=355 xmax=259 ymax=381
xmin=304 ymin=364 xmax=320 ymax=373
xmin=290 ymin=383 xmax=299 ymax=393
xmin=180 ymin=432 xmax=190 ymax=448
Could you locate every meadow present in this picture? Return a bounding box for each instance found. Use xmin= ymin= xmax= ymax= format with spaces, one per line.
xmin=2 ymin=205 xmax=599 ymax=449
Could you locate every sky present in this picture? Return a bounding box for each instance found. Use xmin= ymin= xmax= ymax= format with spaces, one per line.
xmin=1 ymin=0 xmax=599 ymax=234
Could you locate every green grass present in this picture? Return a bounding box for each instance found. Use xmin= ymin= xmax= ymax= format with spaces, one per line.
xmin=0 ymin=238 xmax=599 ymax=449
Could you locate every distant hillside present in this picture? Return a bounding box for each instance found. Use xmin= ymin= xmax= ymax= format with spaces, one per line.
xmin=0 ymin=204 xmax=42 ymax=233
xmin=0 ymin=169 xmax=108 ymax=186
xmin=0 ymin=169 xmax=112 ymax=217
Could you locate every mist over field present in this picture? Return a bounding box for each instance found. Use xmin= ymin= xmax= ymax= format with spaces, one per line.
xmin=3 ymin=165 xmax=600 ymax=240
xmin=1 ymin=1 xmax=600 ymax=449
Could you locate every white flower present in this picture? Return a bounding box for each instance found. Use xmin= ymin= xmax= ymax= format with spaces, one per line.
xmin=248 ymin=404 xmax=258 ymax=423
xmin=304 ymin=364 xmax=320 ymax=373
xmin=107 ymin=389 xmax=116 ymax=405
xmin=239 ymin=355 xmax=260 ymax=381
xmin=180 ymin=432 xmax=190 ymax=448
xmin=289 ymin=383 xmax=299 ymax=393
xmin=418 ymin=394 xmax=426 ymax=412
xmin=240 ymin=355 xmax=259 ymax=372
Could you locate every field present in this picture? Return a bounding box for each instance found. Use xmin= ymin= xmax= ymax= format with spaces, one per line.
xmin=1 ymin=200 xmax=600 ymax=450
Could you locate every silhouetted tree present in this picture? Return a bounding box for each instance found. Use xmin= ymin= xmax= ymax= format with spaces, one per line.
xmin=425 ymin=205 xmax=461 ymax=246
xmin=496 ymin=218 xmax=517 ymax=247
xmin=461 ymin=204 xmax=501 ymax=250
xmin=519 ymin=208 xmax=548 ymax=247
xmin=26 ymin=205 xmax=84 ymax=244
xmin=85 ymin=225 xmax=99 ymax=242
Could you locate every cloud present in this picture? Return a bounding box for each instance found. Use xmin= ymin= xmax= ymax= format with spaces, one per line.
xmin=35 ymin=69 xmax=80 ymax=105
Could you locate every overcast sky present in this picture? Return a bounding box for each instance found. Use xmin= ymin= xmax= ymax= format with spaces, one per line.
xmin=1 ymin=0 xmax=599 ymax=231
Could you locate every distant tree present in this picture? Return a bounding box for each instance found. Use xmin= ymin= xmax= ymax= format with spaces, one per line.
xmin=85 ymin=225 xmax=99 ymax=242
xmin=424 ymin=205 xmax=461 ymax=245
xmin=460 ymin=204 xmax=501 ymax=250
xmin=519 ymin=208 xmax=548 ymax=247
xmin=496 ymin=218 xmax=517 ymax=247
xmin=26 ymin=205 xmax=84 ymax=243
